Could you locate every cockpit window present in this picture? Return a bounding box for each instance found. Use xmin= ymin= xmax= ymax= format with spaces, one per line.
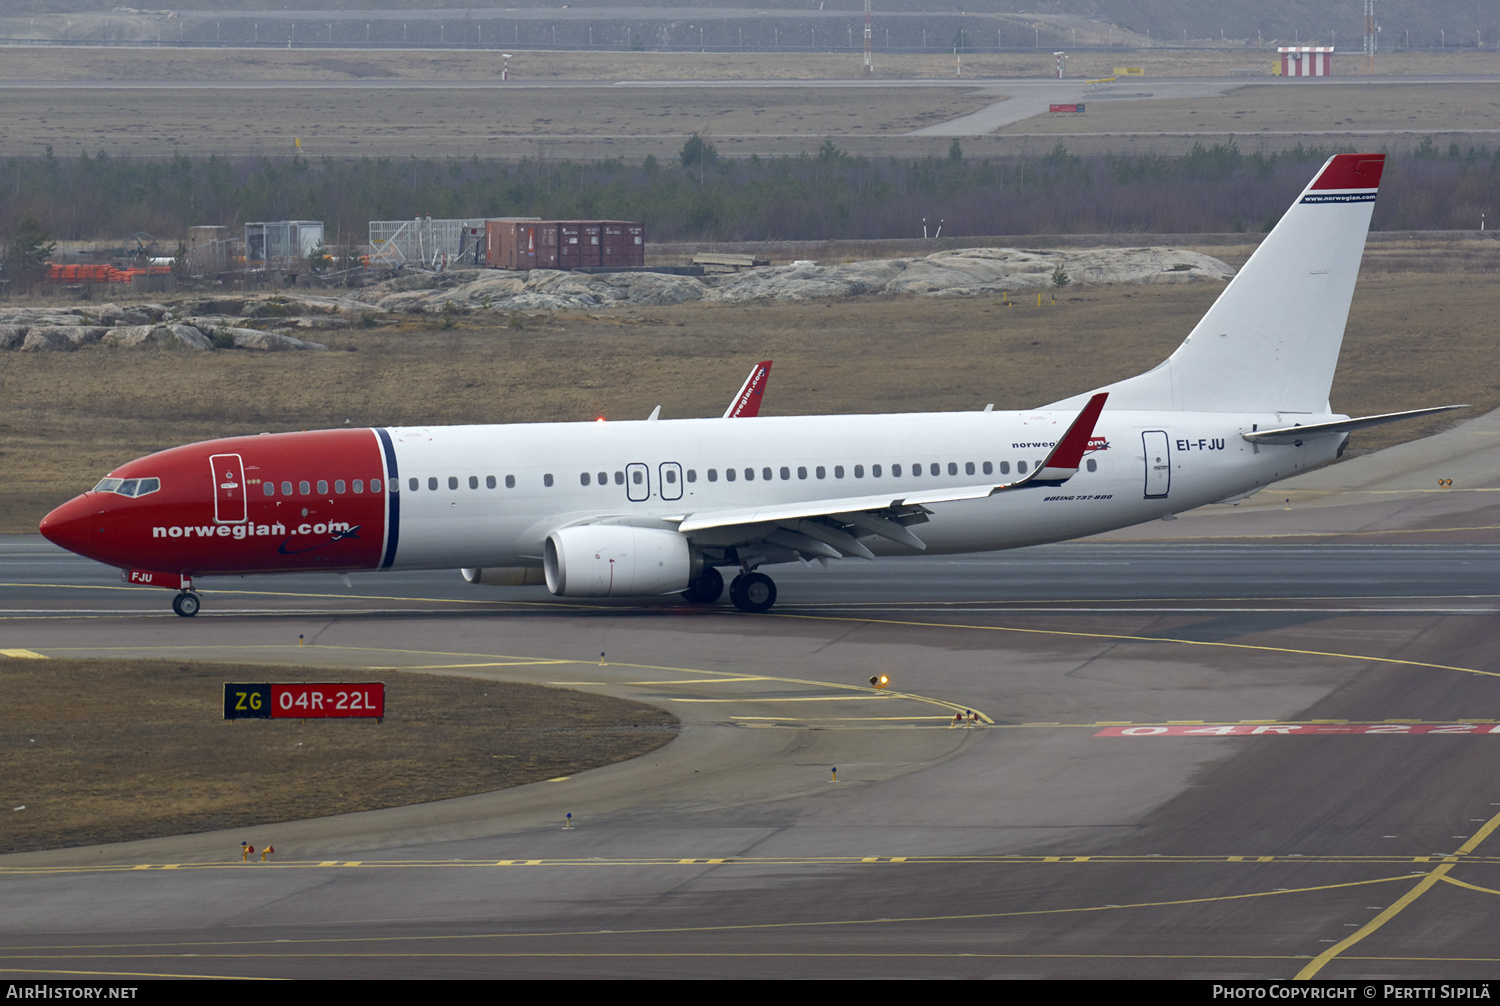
xmin=92 ymin=477 xmax=160 ymax=498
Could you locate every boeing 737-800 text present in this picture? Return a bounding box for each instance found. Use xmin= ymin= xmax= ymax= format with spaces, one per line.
xmin=39 ymin=154 xmax=1459 ymax=616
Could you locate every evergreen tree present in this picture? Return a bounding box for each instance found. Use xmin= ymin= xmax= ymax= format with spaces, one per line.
xmin=5 ymin=213 xmax=54 ymax=292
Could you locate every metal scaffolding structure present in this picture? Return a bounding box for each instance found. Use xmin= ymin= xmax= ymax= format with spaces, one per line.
xmin=368 ymin=217 xmax=489 ymax=269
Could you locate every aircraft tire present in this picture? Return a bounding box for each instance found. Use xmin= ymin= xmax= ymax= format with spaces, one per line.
xmin=729 ymin=572 xmax=777 ymax=613
xmin=172 ymin=592 xmax=201 ymax=618
xmin=681 ymin=566 xmax=724 ymax=604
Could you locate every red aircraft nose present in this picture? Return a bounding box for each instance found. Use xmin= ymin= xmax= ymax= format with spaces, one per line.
xmin=40 ymin=494 xmax=115 ymax=564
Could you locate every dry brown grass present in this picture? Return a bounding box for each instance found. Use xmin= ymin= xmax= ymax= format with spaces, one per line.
xmin=3 ymin=76 xmax=1495 ymax=161
xmin=0 ymin=658 xmax=677 ymax=854
xmin=5 ymin=235 xmax=1496 ymax=534
xmin=0 ymin=85 xmax=993 ymax=160
xmin=999 ymin=81 xmax=1500 ymax=137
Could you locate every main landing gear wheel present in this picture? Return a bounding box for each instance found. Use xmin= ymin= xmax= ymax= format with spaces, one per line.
xmin=728 ymin=572 xmax=777 ymax=613
xmin=171 ymin=591 xmax=201 ymax=618
xmin=681 ymin=566 xmax=725 ymax=604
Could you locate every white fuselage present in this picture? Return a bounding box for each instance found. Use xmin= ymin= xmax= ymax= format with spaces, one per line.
xmin=383 ymin=408 xmax=1339 ymax=570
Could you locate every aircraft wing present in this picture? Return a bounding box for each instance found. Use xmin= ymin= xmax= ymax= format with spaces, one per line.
xmin=676 ymin=393 xmax=1107 ymax=559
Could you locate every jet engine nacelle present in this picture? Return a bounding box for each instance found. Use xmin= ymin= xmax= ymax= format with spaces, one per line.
xmin=461 ymin=567 xmax=547 ymax=587
xmin=543 ymin=525 xmax=695 ymax=597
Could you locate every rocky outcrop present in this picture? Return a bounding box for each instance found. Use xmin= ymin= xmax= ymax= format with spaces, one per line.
xmin=100 ymin=324 xmax=213 ymax=350
xmin=0 ymin=247 xmax=1232 ymax=346
xmin=19 ymin=326 xmax=107 ymax=351
xmin=220 ymin=327 xmax=329 ymax=351
xmin=358 ymin=246 xmax=1235 ymax=315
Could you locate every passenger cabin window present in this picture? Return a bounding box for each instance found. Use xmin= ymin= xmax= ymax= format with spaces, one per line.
xmin=282 ymin=481 xmax=293 ymax=496
xmin=780 ymin=467 xmax=791 ymax=481
xmin=614 ymin=471 xmax=625 ymax=485
xmin=428 ymin=477 xmax=438 ymax=491
xmin=505 ymin=475 xmax=516 ymax=489
xmin=300 ymin=480 xmax=311 ymax=495
xmin=798 ymin=467 xmax=807 ymax=480
xmin=686 ymin=470 xmax=697 ymax=483
xmin=632 ymin=470 xmax=644 ymax=485
xmin=447 ymin=476 xmax=458 ymax=490
xmin=892 ymin=464 xmax=902 ymax=477
xmin=834 ymin=465 xmax=845 ymax=479
xmin=597 ymin=472 xmax=607 ymax=485
xmin=983 ymin=462 xmax=993 ymax=476
xmin=707 ymin=469 xmax=718 ymax=483
xmin=854 ymin=465 xmax=864 ymax=478
xmin=744 ymin=468 xmax=754 ymax=481
xmin=409 ymin=478 xmax=419 ymax=492
xmin=1018 ymin=461 xmax=1028 ymax=474
xmin=335 ymin=480 xmax=346 ymax=494
xmin=964 ymin=462 xmax=974 ymax=476
xmin=931 ymin=463 xmax=941 ymax=476
xmin=263 ymin=482 xmax=275 ymax=496
xmin=665 ymin=469 xmax=678 ymax=485
xmin=469 ymin=476 xmax=479 ymax=489
xmin=486 ymin=476 xmax=497 ymax=489
xmin=353 ymin=479 xmax=364 ymax=493
xmin=816 ymin=466 xmax=826 ymax=479
xmin=761 ymin=467 xmax=772 ymax=481
xmin=544 ymin=474 xmax=554 ymax=487
xmin=1086 ymin=459 xmax=1098 ymax=472
xmin=872 ymin=464 xmax=882 ymax=478
xmin=726 ymin=468 xmax=736 ymax=482
xmin=999 ymin=462 xmax=1010 ymax=475
xmin=318 ymin=480 xmax=329 ymax=495
xmin=580 ymin=472 xmax=591 ymax=486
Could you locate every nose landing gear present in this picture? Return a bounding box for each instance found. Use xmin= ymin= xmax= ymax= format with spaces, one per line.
xmin=171 ymin=591 xmax=201 ymax=618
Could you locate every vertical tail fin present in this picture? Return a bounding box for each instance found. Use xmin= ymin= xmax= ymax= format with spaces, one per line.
xmin=1051 ymin=153 xmax=1384 ymax=414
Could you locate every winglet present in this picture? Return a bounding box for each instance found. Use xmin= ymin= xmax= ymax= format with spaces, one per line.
xmin=1029 ymin=393 xmax=1108 ymax=484
xmin=724 ymin=360 xmax=773 ymax=418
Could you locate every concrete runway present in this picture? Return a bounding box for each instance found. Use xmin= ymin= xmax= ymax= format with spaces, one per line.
xmin=5 ymin=415 xmax=1500 ymax=978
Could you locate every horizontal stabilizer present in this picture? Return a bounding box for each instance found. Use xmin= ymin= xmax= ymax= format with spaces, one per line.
xmin=1243 ymin=405 xmax=1468 ymax=444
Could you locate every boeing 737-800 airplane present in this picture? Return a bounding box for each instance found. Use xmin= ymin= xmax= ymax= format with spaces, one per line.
xmin=39 ymin=153 xmax=1459 ymax=616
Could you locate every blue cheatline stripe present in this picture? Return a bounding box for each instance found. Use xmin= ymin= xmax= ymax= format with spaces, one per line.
xmin=375 ymin=428 xmax=400 ymax=569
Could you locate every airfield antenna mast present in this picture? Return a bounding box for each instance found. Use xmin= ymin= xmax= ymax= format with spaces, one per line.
xmin=1364 ymin=0 xmax=1376 ymax=72
xmin=864 ymin=0 xmax=873 ymax=75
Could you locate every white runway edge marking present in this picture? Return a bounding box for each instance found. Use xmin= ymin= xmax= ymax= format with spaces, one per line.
xmin=1096 ymin=723 xmax=1500 ymax=737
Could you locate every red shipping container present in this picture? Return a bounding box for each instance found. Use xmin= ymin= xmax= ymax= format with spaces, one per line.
xmin=486 ymin=219 xmax=558 ymax=270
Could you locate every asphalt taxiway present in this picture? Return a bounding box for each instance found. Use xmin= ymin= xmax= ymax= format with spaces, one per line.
xmin=3 ymin=417 xmax=1500 ymax=979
